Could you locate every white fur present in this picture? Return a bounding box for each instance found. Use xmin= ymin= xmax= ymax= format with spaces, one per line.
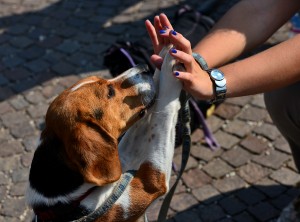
xmin=70 ymin=80 xmax=97 ymax=92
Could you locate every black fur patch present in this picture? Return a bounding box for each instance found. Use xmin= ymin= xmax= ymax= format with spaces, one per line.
xmin=107 ymin=84 xmax=115 ymax=99
xmin=94 ymin=108 xmax=103 ymax=120
xmin=29 ymin=137 xmax=83 ymax=198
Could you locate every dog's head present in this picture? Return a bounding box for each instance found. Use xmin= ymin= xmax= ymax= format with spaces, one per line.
xmin=42 ymin=64 xmax=155 ymax=186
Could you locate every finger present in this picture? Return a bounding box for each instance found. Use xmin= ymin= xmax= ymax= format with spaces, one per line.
xmin=169 ymin=48 xmax=193 ymax=71
xmin=169 ymin=31 xmax=192 ymax=54
xmin=173 ymin=71 xmax=193 ymax=84
xmin=145 ymin=20 xmax=159 ymax=52
xmin=159 ymin=13 xmax=173 ymax=30
xmin=150 ymin=54 xmax=163 ymax=70
xmin=154 ymin=15 xmax=164 ymax=45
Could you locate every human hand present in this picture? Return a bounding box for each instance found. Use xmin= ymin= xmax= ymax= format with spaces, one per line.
xmin=145 ymin=13 xmax=173 ymax=69
xmin=165 ymin=30 xmax=214 ymax=100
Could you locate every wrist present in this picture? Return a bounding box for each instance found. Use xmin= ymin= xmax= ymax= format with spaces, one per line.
xmin=192 ymin=53 xmax=227 ymax=103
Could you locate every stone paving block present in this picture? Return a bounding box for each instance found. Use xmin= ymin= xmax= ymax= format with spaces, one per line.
xmin=287 ymin=160 xmax=298 ymax=172
xmin=223 ymin=119 xmax=253 ymax=138
xmin=0 ymin=156 xmax=19 ymax=172
xmin=192 ymin=184 xmax=221 ymax=204
xmin=1 ymin=110 xmax=30 ymax=127
xmin=173 ymin=153 xmax=198 ymax=171
xmin=270 ymin=193 xmax=294 ymax=210
xmin=182 ymin=168 xmax=212 ymax=189
xmin=255 ymin=178 xmax=287 ymax=198
xmin=38 ymin=36 xmax=62 ymax=48
xmin=2 ymin=55 xmax=24 ymax=68
xmin=238 ymin=106 xmax=268 ymax=122
xmin=42 ymin=84 xmax=65 ymax=99
xmin=214 ymin=103 xmax=241 ymax=120
xmin=253 ymin=149 xmax=290 ymax=170
xmin=205 ymin=115 xmax=224 ymax=132
xmin=0 ymin=101 xmax=14 ymax=115
xmin=9 ymin=182 xmax=27 ymax=197
xmin=0 ymin=140 xmax=23 ymax=157
xmin=219 ymin=195 xmax=247 ymax=215
xmin=21 ymin=152 xmax=33 ymax=168
xmin=56 ymin=40 xmax=81 ymax=54
xmin=10 ymin=121 xmax=36 ymax=138
xmin=0 ymin=197 xmax=26 ymax=217
xmin=169 ymin=176 xmax=186 ymax=194
xmin=0 ymin=129 xmax=13 ymax=144
xmin=202 ymin=158 xmax=234 ymax=179
xmin=225 ymin=96 xmax=253 ymax=106
xmin=253 ymin=123 xmax=281 ymax=141
xmin=251 ymin=94 xmax=266 ymax=108
xmin=0 ymin=172 xmax=9 ymax=185
xmin=58 ymin=75 xmax=81 ymax=88
xmin=213 ymin=175 xmax=247 ymax=194
xmin=173 ymin=210 xmax=203 ymax=222
xmin=270 ymin=167 xmax=300 ymax=186
xmin=248 ymin=201 xmax=279 ymax=221
xmin=237 ymin=162 xmax=270 ymax=184
xmin=236 ymin=187 xmax=266 ymax=206
xmin=197 ymin=204 xmax=226 ymax=222
xmin=24 ymin=90 xmax=45 ymax=104
xmin=274 ymin=136 xmax=291 ymax=154
xmin=27 ymin=103 xmax=48 ymax=118
xmin=9 ymin=95 xmax=29 ymax=110
xmin=170 ymin=193 xmax=198 ymax=212
xmin=191 ymin=129 xmax=204 ymax=143
xmin=51 ymin=61 xmax=76 ymax=76
xmin=9 ymin=36 xmax=33 ymax=48
xmin=0 ymin=86 xmax=15 ymax=101
xmin=221 ymin=146 xmax=252 ymax=167
xmin=12 ymin=168 xmax=29 ymax=183
xmin=233 ymin=211 xmax=257 ymax=222
xmin=3 ymin=68 xmax=32 ymax=81
xmin=19 ymin=45 xmax=46 ymax=60
xmin=214 ymin=130 xmax=240 ymax=150
xmin=240 ymin=134 xmax=269 ymax=154
xmin=0 ymin=75 xmax=8 ymax=86
xmin=25 ymin=59 xmax=50 ymax=73
xmin=190 ymin=144 xmax=223 ymax=162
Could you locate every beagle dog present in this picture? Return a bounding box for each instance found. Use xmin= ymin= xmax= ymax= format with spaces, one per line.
xmin=26 ymin=46 xmax=182 ymax=222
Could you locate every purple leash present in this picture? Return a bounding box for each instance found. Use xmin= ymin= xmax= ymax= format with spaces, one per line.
xmin=189 ymin=98 xmax=220 ymax=150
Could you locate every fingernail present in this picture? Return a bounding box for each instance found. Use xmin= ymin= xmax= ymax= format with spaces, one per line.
xmin=174 ymin=71 xmax=179 ymax=76
xmin=164 ymin=26 xmax=169 ymax=29
xmin=171 ymin=30 xmax=177 ymax=35
xmin=159 ymin=30 xmax=166 ymax=34
xmin=171 ymin=48 xmax=177 ymax=53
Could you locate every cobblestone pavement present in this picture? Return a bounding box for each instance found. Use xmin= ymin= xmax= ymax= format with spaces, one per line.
xmin=0 ymin=0 xmax=298 ymax=221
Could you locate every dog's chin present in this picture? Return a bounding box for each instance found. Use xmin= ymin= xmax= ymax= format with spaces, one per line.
xmin=139 ymin=93 xmax=156 ymax=118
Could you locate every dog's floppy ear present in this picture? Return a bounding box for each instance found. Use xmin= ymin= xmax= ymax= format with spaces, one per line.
xmin=65 ymin=124 xmax=122 ymax=186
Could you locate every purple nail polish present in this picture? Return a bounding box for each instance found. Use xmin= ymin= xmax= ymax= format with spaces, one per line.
xmin=175 ymin=72 xmax=179 ymax=76
xmin=171 ymin=30 xmax=177 ymax=35
xmin=171 ymin=48 xmax=177 ymax=53
xmin=159 ymin=30 xmax=166 ymax=34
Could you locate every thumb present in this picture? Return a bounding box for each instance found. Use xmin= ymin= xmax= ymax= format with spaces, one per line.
xmin=151 ymin=54 xmax=163 ymax=70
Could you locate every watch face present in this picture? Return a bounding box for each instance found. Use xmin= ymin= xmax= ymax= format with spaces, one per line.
xmin=210 ymin=69 xmax=224 ymax=81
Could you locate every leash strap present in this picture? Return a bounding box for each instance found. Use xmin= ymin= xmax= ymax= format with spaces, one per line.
xmin=189 ymin=98 xmax=220 ymax=150
xmin=74 ymin=170 xmax=136 ymax=222
xmin=157 ymin=92 xmax=191 ymax=222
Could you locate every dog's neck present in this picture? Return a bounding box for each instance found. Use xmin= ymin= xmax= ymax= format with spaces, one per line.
xmin=26 ymin=137 xmax=117 ymax=220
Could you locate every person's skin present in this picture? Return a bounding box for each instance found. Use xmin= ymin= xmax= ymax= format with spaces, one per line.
xmin=145 ymin=0 xmax=300 ymax=100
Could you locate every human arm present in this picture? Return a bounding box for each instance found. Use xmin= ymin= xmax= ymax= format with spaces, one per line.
xmin=194 ymin=0 xmax=300 ymax=67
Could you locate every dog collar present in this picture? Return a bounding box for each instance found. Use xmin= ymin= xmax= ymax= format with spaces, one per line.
xmin=34 ymin=170 xmax=136 ymax=222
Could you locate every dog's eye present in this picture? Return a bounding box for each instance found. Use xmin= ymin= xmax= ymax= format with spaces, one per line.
xmin=107 ymin=84 xmax=115 ymax=99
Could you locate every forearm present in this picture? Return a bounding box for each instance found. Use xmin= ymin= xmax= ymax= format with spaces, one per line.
xmin=194 ymin=0 xmax=300 ymax=67
xmin=222 ymin=34 xmax=300 ymax=98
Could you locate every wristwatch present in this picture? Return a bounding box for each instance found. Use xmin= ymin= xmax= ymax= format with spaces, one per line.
xmin=206 ymin=68 xmax=227 ymax=103
xmin=192 ymin=52 xmax=227 ymax=103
